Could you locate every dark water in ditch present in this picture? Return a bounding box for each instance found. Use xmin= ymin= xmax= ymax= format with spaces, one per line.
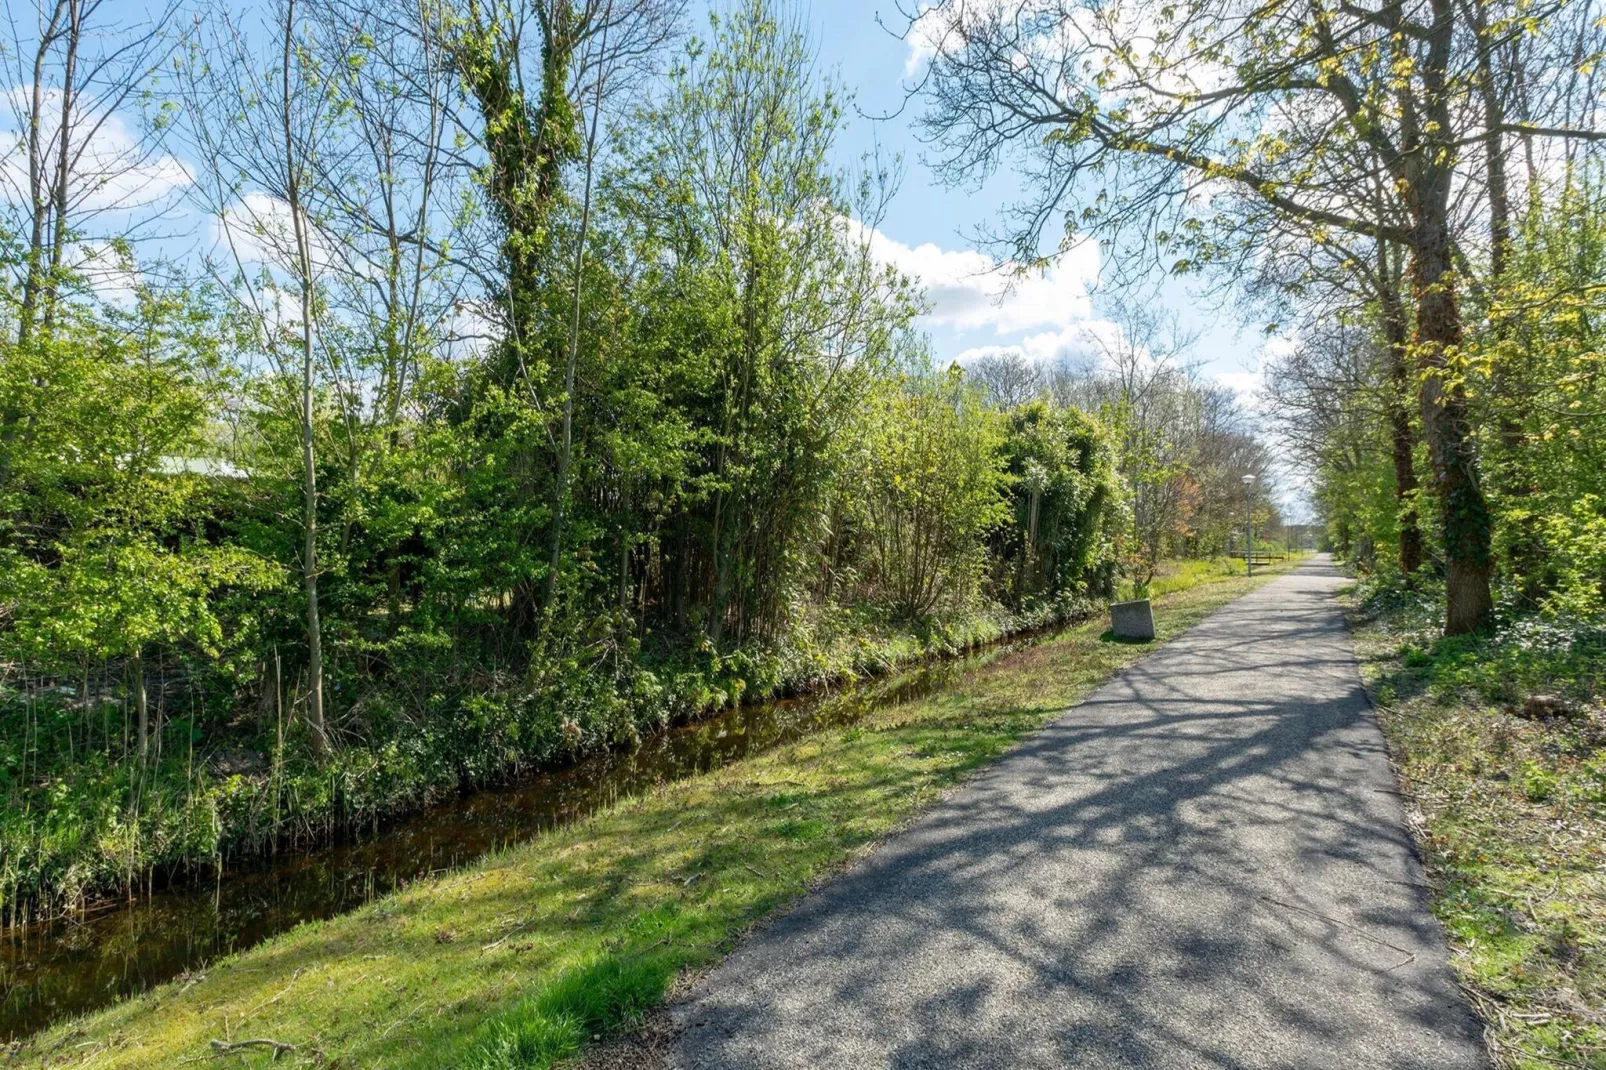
xmin=0 ymin=637 xmax=1032 ymax=1041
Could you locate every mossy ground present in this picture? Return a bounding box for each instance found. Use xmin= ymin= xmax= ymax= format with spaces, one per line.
xmin=12 ymin=559 xmax=1299 ymax=1070
xmin=1348 ymin=585 xmax=1606 ymax=1070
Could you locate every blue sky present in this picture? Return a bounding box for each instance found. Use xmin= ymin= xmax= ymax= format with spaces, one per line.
xmin=16 ymin=0 xmax=1272 ymax=401
xmin=778 ymin=0 xmax=1273 ymax=400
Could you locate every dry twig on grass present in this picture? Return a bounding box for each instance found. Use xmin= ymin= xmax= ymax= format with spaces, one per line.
xmin=209 ymin=1037 xmax=296 ymax=1060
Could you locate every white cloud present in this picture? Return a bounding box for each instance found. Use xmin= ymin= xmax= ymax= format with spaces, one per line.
xmin=1214 ymin=367 xmax=1264 ymax=406
xmin=0 ymin=87 xmax=191 ymax=214
xmin=69 ymin=240 xmax=141 ymax=307
xmin=859 ymin=222 xmax=1101 ymax=337
xmin=903 ymin=3 xmax=949 ymax=75
xmin=1215 ymin=333 xmax=1291 ymax=413
xmin=1261 ymin=334 xmax=1297 ymax=360
xmin=903 ymin=0 xmax=1020 ymax=77
xmin=952 ymin=318 xmax=1116 ymax=367
xmin=210 ymin=192 xmax=338 ymax=277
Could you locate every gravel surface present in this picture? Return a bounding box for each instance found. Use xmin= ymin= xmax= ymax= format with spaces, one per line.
xmin=669 ymin=557 xmax=1488 ymax=1069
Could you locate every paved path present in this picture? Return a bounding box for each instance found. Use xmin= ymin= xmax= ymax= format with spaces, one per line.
xmin=670 ymin=557 xmax=1488 ymax=1069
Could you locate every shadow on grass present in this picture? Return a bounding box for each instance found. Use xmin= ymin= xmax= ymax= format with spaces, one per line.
xmin=1097 ymin=630 xmax=1154 ymax=645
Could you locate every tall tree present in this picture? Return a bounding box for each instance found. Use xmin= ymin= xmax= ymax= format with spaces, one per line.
xmin=175 ymin=0 xmax=340 ymax=751
xmin=1236 ymin=164 xmax=1425 ymax=578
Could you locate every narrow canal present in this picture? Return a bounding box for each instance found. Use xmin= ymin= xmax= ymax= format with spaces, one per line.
xmin=0 ymin=635 xmax=1037 ymax=1040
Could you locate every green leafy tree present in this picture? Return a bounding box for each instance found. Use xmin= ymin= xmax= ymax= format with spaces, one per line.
xmin=1000 ymin=401 xmax=1121 ymax=604
xmin=1 ymin=282 xmax=277 ymax=762
xmin=855 ymin=365 xmax=1010 ymax=620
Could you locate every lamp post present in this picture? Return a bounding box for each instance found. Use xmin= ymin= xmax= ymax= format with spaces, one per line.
xmin=1241 ymin=473 xmax=1256 ymax=576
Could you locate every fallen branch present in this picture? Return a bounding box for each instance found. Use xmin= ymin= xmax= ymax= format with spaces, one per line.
xmin=209 ymin=1038 xmax=296 ymax=1060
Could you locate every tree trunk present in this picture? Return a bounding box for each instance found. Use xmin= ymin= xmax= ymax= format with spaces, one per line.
xmin=546 ymin=7 xmax=610 ymax=610
xmin=15 ymin=1 xmax=65 ymax=347
xmin=133 ymin=650 xmax=148 ymax=765
xmin=0 ymin=1 xmax=71 ymax=494
xmin=1409 ymin=0 xmax=1493 ymax=635
xmin=1378 ymin=273 xmax=1423 ymax=576
xmin=1410 ymin=237 xmax=1493 ymax=634
xmin=42 ymin=0 xmax=80 ymax=335
xmin=299 ymin=273 xmax=327 ymax=752
xmin=282 ymin=0 xmax=328 ymax=753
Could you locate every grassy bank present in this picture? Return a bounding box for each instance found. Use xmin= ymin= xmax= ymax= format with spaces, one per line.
xmin=11 ymin=558 xmax=1297 ymax=1068
xmin=1347 ymin=580 xmax=1606 ymax=1070
xmin=0 ymin=588 xmax=1093 ymax=925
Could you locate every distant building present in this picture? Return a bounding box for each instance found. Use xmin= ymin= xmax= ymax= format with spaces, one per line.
xmin=156 ymin=456 xmax=250 ymax=479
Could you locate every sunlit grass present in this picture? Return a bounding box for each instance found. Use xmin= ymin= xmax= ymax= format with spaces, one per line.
xmin=1348 ymin=583 xmax=1606 ymax=1070
xmin=1140 ymin=552 xmax=1307 ymax=599
xmin=13 ymin=561 xmax=1300 ymax=1070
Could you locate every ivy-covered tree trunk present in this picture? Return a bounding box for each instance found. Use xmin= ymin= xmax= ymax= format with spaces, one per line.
xmin=449 ymin=1 xmax=581 ymax=622
xmin=450 ymin=1 xmax=579 ymax=385
xmin=1412 ymin=234 xmax=1493 ymax=634
xmin=1408 ymin=0 xmax=1493 ymax=635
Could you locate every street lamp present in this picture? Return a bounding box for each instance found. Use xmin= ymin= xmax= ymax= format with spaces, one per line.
xmin=1241 ymin=474 xmax=1256 ymax=576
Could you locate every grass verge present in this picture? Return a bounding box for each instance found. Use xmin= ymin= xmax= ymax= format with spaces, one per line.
xmin=1346 ymin=582 xmax=1606 ymax=1070
xmin=12 ymin=558 xmax=1299 ymax=1069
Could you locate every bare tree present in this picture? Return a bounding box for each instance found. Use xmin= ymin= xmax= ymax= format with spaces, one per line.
xmin=966 ymin=351 xmax=1043 ymax=408
xmin=174 ymin=0 xmax=339 ymax=752
xmin=299 ymin=0 xmax=476 ymax=629
xmin=308 ymin=0 xmax=464 ymax=442
xmin=0 ymin=0 xmax=182 ymax=490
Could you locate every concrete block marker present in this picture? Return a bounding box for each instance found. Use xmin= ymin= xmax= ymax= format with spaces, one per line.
xmin=1108 ymin=598 xmax=1156 ymax=640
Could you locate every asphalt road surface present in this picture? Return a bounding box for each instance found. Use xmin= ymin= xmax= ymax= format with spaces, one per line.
xmin=669 ymin=556 xmax=1488 ymax=1069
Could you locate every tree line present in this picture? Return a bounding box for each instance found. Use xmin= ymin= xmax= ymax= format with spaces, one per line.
xmin=911 ymin=0 xmax=1605 ymax=634
xmin=968 ymin=303 xmax=1284 ymax=581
